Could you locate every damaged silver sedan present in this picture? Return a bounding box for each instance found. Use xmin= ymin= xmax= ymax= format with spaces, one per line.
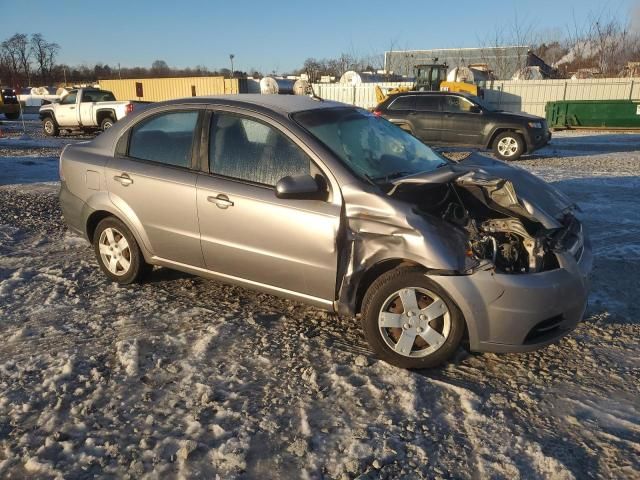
xmin=59 ymin=95 xmax=592 ymax=369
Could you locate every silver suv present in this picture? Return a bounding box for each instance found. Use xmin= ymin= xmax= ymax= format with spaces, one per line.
xmin=59 ymin=95 xmax=592 ymax=369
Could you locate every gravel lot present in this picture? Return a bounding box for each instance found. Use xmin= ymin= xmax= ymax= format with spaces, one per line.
xmin=0 ymin=116 xmax=638 ymax=479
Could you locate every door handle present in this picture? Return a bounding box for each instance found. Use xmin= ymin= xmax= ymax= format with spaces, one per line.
xmin=70 ymin=107 xmax=75 ymax=110
xmin=113 ymin=173 xmax=133 ymax=186
xmin=207 ymin=194 xmax=234 ymax=209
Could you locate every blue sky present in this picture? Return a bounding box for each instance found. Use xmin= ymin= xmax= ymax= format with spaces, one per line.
xmin=2 ymin=0 xmax=637 ymax=73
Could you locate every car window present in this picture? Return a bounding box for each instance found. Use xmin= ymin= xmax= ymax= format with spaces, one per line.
xmin=82 ymin=90 xmax=116 ymax=102
xmin=210 ymin=113 xmax=310 ymax=186
xmin=443 ymin=96 xmax=475 ymax=113
xmin=128 ymin=111 xmax=199 ymax=168
xmin=61 ymin=92 xmax=77 ymax=105
xmin=414 ymin=96 xmax=440 ymax=112
xmin=389 ymin=96 xmax=415 ymax=110
xmin=293 ymin=107 xmax=447 ymax=184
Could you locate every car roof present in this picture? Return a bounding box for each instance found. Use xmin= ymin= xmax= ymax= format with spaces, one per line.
xmin=161 ymin=94 xmax=348 ymax=115
xmin=390 ymin=91 xmax=474 ymax=99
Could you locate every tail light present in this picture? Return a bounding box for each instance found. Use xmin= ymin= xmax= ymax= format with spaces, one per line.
xmin=373 ymin=109 xmax=382 ymax=117
xmin=125 ymin=103 xmax=134 ymax=114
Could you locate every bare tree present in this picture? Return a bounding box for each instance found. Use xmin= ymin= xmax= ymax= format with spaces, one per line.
xmin=151 ymin=59 xmax=170 ymax=76
xmin=30 ymin=33 xmax=60 ymax=84
xmin=9 ymin=34 xmax=31 ymax=84
xmin=1 ymin=35 xmax=24 ymax=86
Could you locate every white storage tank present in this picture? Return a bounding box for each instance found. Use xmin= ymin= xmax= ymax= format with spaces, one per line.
xmin=259 ymin=77 xmax=295 ymax=94
xmin=292 ymin=79 xmax=310 ymax=95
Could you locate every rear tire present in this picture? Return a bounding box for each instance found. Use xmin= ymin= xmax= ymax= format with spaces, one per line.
xmin=361 ymin=267 xmax=465 ymax=369
xmin=42 ymin=117 xmax=59 ymax=136
xmin=493 ymin=131 xmax=524 ymax=161
xmin=5 ymin=112 xmax=19 ymax=120
xmin=100 ymin=116 xmax=115 ymax=131
xmin=93 ymin=217 xmax=152 ymax=284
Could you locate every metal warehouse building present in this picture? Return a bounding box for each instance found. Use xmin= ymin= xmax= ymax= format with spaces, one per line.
xmin=99 ymin=76 xmax=247 ymax=102
xmin=384 ymin=46 xmax=531 ymax=80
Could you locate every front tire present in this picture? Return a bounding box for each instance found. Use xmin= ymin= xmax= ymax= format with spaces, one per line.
xmin=493 ymin=131 xmax=525 ymax=161
xmin=93 ymin=217 xmax=152 ymax=284
xmin=43 ymin=117 xmax=59 ymax=136
xmin=361 ymin=267 xmax=465 ymax=369
xmin=100 ymin=116 xmax=115 ymax=131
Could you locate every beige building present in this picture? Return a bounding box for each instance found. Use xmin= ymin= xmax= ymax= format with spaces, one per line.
xmin=99 ymin=76 xmax=247 ymax=102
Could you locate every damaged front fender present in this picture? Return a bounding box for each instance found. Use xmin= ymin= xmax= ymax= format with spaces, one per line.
xmin=334 ymin=184 xmax=470 ymax=315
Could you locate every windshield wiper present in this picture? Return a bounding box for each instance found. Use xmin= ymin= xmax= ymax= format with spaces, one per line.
xmin=369 ymin=171 xmax=414 ymax=183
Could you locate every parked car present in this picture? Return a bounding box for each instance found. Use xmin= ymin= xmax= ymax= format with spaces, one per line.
xmin=58 ymin=95 xmax=590 ymax=369
xmin=39 ymin=88 xmax=143 ymax=136
xmin=374 ymin=91 xmax=551 ymax=160
xmin=0 ymin=88 xmax=20 ymax=120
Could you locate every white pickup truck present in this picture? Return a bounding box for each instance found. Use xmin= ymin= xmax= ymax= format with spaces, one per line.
xmin=39 ymin=88 xmax=144 ymax=136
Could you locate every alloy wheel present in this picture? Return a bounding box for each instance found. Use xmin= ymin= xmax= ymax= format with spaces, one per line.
xmin=378 ymin=287 xmax=451 ymax=358
xmin=497 ymin=136 xmax=519 ymax=157
xmin=98 ymin=227 xmax=131 ymax=276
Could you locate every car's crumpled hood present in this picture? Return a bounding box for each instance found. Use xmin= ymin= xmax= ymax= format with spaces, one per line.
xmin=390 ymin=155 xmax=576 ymax=228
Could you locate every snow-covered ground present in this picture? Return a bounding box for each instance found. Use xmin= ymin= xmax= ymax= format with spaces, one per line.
xmin=0 ymin=116 xmax=639 ymax=479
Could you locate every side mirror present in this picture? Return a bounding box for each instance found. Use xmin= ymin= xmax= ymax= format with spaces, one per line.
xmin=470 ymin=105 xmax=482 ymax=114
xmin=275 ymin=174 xmax=324 ymax=200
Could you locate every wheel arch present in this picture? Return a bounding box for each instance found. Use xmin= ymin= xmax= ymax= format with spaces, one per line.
xmin=40 ymin=109 xmax=56 ymax=122
xmin=96 ymin=109 xmax=116 ymax=125
xmin=84 ymin=200 xmax=154 ymax=263
xmin=354 ymin=259 xmax=471 ymax=343
xmin=354 ymin=258 xmax=425 ymax=314
xmin=486 ymin=127 xmax=527 ymax=150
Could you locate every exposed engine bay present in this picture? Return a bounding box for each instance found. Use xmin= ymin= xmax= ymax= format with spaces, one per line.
xmin=391 ymin=172 xmax=579 ymax=274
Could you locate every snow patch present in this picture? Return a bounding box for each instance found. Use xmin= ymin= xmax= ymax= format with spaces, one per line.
xmin=116 ymin=338 xmax=139 ymax=377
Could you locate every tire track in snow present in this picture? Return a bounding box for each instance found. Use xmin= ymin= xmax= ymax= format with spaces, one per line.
xmin=428 ymin=378 xmax=575 ymax=480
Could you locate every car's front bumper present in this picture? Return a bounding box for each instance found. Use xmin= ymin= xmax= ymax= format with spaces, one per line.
xmin=525 ymin=128 xmax=552 ymax=153
xmin=428 ymin=236 xmax=592 ymax=353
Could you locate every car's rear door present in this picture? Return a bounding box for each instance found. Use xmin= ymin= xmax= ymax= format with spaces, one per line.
xmin=440 ymin=95 xmax=484 ymax=145
xmin=196 ymin=108 xmax=341 ymax=303
xmin=410 ymin=95 xmax=443 ymax=143
xmin=105 ymin=107 xmax=205 ymax=267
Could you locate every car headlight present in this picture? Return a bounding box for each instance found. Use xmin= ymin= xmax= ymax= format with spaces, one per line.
xmin=528 ymin=121 xmax=543 ymax=129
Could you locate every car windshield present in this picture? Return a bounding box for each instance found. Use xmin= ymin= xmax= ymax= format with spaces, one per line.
xmin=293 ymin=107 xmax=447 ymax=183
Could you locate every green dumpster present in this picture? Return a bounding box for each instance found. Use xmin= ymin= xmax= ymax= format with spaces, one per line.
xmin=545 ymin=100 xmax=640 ymax=129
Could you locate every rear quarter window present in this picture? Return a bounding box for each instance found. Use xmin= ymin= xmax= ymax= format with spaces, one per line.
xmin=389 ymin=96 xmax=415 ymax=110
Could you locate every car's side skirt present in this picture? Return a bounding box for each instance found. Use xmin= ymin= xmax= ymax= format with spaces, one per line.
xmin=152 ymin=256 xmax=336 ymax=311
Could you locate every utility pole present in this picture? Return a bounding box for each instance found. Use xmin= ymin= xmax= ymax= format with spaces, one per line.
xmin=229 ymin=54 xmax=235 ymax=78
xmin=118 ymin=63 xmax=121 ymax=79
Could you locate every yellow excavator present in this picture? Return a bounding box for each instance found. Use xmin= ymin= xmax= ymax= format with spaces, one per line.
xmin=375 ymin=60 xmax=480 ymax=104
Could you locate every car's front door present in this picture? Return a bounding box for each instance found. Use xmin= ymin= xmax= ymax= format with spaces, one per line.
xmin=440 ymin=95 xmax=485 ymax=145
xmin=196 ymin=110 xmax=341 ymax=301
xmin=105 ymin=108 xmax=204 ymax=267
xmin=55 ymin=90 xmax=79 ymax=127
